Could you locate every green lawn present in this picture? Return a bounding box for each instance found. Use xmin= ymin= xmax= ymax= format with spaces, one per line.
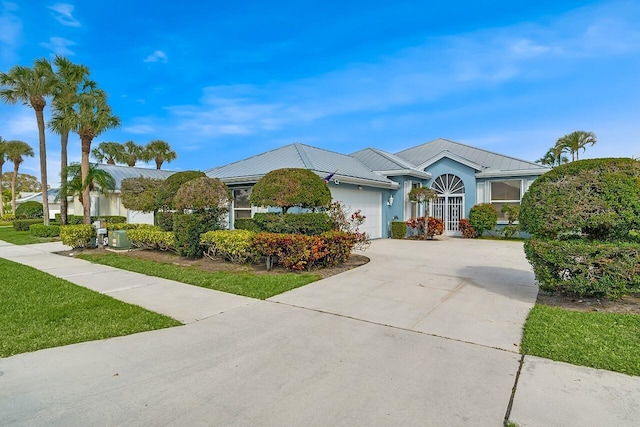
xmin=0 ymin=257 xmax=181 ymax=357
xmin=521 ymin=304 xmax=640 ymax=376
xmin=78 ymin=252 xmax=321 ymax=300
xmin=0 ymin=226 xmax=59 ymax=245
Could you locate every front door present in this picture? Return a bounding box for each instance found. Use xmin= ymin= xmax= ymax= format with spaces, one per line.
xmin=430 ymin=174 xmax=465 ymax=236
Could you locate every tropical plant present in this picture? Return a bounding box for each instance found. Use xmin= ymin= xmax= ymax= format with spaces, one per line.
xmin=91 ymin=141 xmax=124 ymax=165
xmin=1 ymin=172 xmax=41 ymax=192
xmin=468 ymin=203 xmax=498 ymax=237
xmin=5 ymin=140 xmax=34 ymax=214
xmin=536 ymin=146 xmax=568 ymax=167
xmin=250 ymin=168 xmax=331 ymax=213
xmin=173 ymin=176 xmax=232 ymax=212
xmin=60 ymin=163 xmax=115 ymax=205
xmin=0 ymin=58 xmax=57 ymax=224
xmin=145 ymin=139 xmax=177 ymax=169
xmin=555 ymin=131 xmax=597 ymax=162
xmin=49 ymin=55 xmax=91 ymax=225
xmin=155 ymin=170 xmax=205 ymax=211
xmin=121 ymin=140 xmax=147 ymax=167
xmin=0 ymin=137 xmax=6 ymax=216
xmin=120 ymin=177 xmax=163 ymax=213
xmin=53 ymin=81 xmax=120 ymax=223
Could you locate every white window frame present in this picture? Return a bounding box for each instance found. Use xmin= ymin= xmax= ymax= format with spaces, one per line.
xmin=488 ymin=179 xmax=523 ymax=223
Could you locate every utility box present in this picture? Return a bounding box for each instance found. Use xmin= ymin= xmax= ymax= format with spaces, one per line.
xmin=111 ymin=230 xmax=130 ymax=249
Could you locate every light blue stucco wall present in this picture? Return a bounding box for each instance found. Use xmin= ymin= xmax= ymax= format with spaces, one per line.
xmin=423 ymin=157 xmax=477 ymax=218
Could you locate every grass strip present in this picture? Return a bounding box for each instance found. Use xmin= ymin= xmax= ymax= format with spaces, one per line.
xmin=0 ymin=257 xmax=181 ymax=357
xmin=521 ymin=304 xmax=640 ymax=376
xmin=0 ymin=227 xmax=58 ymax=245
xmin=78 ymin=252 xmax=321 ymax=300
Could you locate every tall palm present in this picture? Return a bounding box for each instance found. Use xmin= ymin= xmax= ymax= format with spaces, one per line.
xmin=121 ymin=140 xmax=145 ymax=166
xmin=61 ymin=163 xmax=115 ymax=204
xmin=145 ymin=139 xmax=177 ymax=169
xmin=92 ymin=141 xmax=125 ymax=164
xmin=55 ymin=82 xmax=120 ymax=223
xmin=556 ymin=131 xmax=597 ymax=161
xmin=0 ymin=58 xmax=57 ymax=224
xmin=536 ymin=146 xmax=568 ymax=167
xmin=5 ymin=140 xmax=34 ymax=214
xmin=0 ymin=137 xmax=7 ymax=216
xmin=48 ymin=55 xmax=90 ymax=225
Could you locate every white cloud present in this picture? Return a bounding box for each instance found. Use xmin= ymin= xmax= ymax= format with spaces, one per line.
xmin=0 ymin=1 xmax=23 ymax=64
xmin=143 ymin=50 xmax=168 ymax=63
xmin=40 ymin=36 xmax=76 ymax=56
xmin=47 ymin=3 xmax=80 ymax=27
xmin=122 ymin=124 xmax=156 ymax=134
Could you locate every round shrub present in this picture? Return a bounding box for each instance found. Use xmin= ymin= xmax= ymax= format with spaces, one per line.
xmin=173 ymin=177 xmax=232 ymax=212
xmin=155 ymin=170 xmax=206 ymax=210
xmin=391 ymin=221 xmax=406 ymax=239
xmin=15 ymin=201 xmax=43 ymax=219
xmin=520 ymin=158 xmax=640 ymax=240
xmin=250 ymin=168 xmax=331 ymax=213
xmin=469 ymin=203 xmax=498 ymax=236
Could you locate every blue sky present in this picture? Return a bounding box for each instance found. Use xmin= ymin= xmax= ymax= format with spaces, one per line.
xmin=1 ymin=1 xmax=639 ymax=185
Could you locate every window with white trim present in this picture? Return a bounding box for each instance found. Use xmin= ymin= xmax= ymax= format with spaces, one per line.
xmin=490 ymin=180 xmax=521 ymax=220
xmin=233 ymin=188 xmax=252 ymax=219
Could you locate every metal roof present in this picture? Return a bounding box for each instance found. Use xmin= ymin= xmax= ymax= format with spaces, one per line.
xmin=16 ymin=188 xmax=61 ymax=204
xmin=350 ymin=148 xmax=432 ymax=179
xmin=395 ymin=138 xmax=549 ymax=174
xmin=206 ymin=143 xmax=398 ymax=188
xmin=95 ymin=164 xmax=178 ymax=191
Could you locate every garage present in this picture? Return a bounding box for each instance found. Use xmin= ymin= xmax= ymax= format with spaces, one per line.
xmin=330 ymin=187 xmax=383 ymax=239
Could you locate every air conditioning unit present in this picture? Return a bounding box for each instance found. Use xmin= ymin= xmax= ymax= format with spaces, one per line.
xmin=110 ymin=230 xmax=130 ymax=249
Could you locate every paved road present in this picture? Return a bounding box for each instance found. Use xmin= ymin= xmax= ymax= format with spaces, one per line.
xmin=1 ymin=238 xmax=638 ymax=426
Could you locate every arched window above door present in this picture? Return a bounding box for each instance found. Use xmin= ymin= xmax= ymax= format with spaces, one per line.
xmin=431 ymin=174 xmax=465 ymax=195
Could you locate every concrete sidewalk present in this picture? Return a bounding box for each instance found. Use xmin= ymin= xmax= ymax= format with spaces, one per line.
xmin=1 ymin=238 xmax=638 ymax=426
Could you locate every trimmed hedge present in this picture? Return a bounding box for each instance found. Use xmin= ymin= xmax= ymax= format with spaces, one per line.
xmin=1 ymin=213 xmax=16 ymax=222
xmin=15 ymin=201 xmax=43 ymax=219
xmin=12 ymin=219 xmax=43 ymax=231
xmin=29 ymin=224 xmax=60 ymax=237
xmin=156 ymin=211 xmax=174 ymax=231
xmin=60 ymin=224 xmax=95 ymax=248
xmin=107 ymin=223 xmax=155 ymax=231
xmin=524 ymin=239 xmax=640 ymax=299
xmin=253 ymin=212 xmax=333 ymax=235
xmin=201 ymin=230 xmax=258 ymax=263
xmin=391 ymin=221 xmax=406 ymax=239
xmin=173 ymin=213 xmax=220 ymax=259
xmin=97 ymin=216 xmax=126 ymax=224
xmin=127 ymin=227 xmax=176 ymax=252
xmin=469 ymin=203 xmax=498 ymax=236
xmin=458 ymin=219 xmax=475 ymax=238
xmin=234 ymin=218 xmax=256 ymax=231
xmin=520 ymin=158 xmax=640 ymax=240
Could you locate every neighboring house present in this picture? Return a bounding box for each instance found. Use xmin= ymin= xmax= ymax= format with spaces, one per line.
xmin=71 ymin=164 xmax=176 ymax=224
xmin=15 ymin=188 xmax=73 ymax=219
xmin=208 ymin=138 xmax=550 ymax=237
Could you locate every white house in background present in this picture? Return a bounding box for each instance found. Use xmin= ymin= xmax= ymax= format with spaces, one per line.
xmin=15 ymin=188 xmax=74 ymax=219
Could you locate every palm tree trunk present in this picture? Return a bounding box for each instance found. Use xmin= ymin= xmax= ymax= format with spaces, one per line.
xmin=81 ymin=136 xmax=92 ymax=224
xmin=156 ymin=156 xmax=162 ymax=169
xmin=0 ymin=165 xmax=4 ymax=216
xmin=11 ymin=164 xmax=18 ymax=214
xmin=60 ymin=131 xmax=69 ymax=225
xmin=35 ymin=107 xmax=50 ymax=226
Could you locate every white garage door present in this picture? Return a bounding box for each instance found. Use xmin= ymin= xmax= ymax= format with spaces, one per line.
xmin=331 ymin=187 xmax=383 ymax=239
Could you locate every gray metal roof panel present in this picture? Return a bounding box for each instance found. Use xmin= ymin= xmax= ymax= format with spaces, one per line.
xmin=95 ymin=164 xmax=177 ymax=190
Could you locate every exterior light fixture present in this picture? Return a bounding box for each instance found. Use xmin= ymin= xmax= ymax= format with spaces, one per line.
xmin=387 ymin=195 xmax=394 ymax=206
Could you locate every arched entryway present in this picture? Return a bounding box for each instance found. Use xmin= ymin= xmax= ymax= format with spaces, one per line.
xmin=430 ymin=174 xmax=465 ymax=235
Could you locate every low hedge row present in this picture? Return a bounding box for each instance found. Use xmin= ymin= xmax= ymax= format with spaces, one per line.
xmin=253 ymin=212 xmax=333 ymax=235
xmin=13 ymin=219 xmax=43 ymax=231
xmin=107 ymin=223 xmax=155 ymax=231
xmin=29 ymin=224 xmax=60 ymax=237
xmin=126 ymin=227 xmax=176 ymax=252
xmin=390 ymin=221 xmax=406 ymax=239
xmin=60 ymin=225 xmax=95 ymax=248
xmin=201 ymin=230 xmax=358 ymax=270
xmin=524 ymin=239 xmax=640 ymax=299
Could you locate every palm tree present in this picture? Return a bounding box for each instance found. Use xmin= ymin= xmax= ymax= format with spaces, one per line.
xmin=0 ymin=58 xmax=57 ymax=225
xmin=556 ymin=131 xmax=597 ymax=161
xmin=121 ymin=140 xmax=146 ymax=166
xmin=48 ymin=55 xmax=90 ymax=225
xmin=145 ymin=139 xmax=177 ymax=169
xmin=92 ymin=141 xmax=125 ymax=164
xmin=60 ymin=163 xmax=115 ymax=205
xmin=0 ymin=137 xmax=7 ymax=216
xmin=55 ymin=82 xmax=120 ymax=223
xmin=5 ymin=140 xmax=34 ymax=214
xmin=536 ymin=146 xmax=568 ymax=167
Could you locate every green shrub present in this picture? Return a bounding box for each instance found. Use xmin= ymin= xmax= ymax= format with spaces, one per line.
xmin=500 ymin=205 xmax=520 ymax=239
xmin=97 ymin=216 xmax=126 ymax=224
xmin=253 ymin=212 xmax=333 ymax=235
xmin=252 ymin=232 xmax=323 ymax=271
xmin=234 ymin=218 xmax=256 ymax=231
xmin=524 ymin=239 xmax=640 ymax=299
xmin=60 ymin=224 xmax=95 ymax=248
xmin=126 ymin=227 xmax=176 ymax=252
xmin=173 ymin=177 xmax=231 ymax=212
xmin=520 ymin=158 xmax=640 ymax=240
xmin=65 ymin=215 xmax=84 ymax=225
xmin=391 ymin=221 xmax=407 ymax=239
xmin=12 ymin=219 xmax=42 ymax=231
xmin=250 ymin=168 xmax=331 ymax=212
xmin=107 ymin=223 xmax=155 ymax=231
xmin=29 ymin=224 xmax=60 ymax=237
xmin=156 ymin=211 xmax=174 ymax=231
xmin=15 ymin=201 xmax=43 ymax=219
xmin=200 ymin=230 xmax=258 ymax=263
xmin=319 ymin=231 xmax=357 ymax=266
xmin=1 ymin=213 xmax=16 ymax=222
xmin=458 ymin=219 xmax=475 ymax=238
xmin=156 ymin=170 xmax=206 ymax=210
xmin=173 ymin=213 xmax=220 ymax=259
xmin=469 ymin=203 xmax=498 ymax=236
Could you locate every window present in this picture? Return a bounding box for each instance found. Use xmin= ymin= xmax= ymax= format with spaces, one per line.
xmin=490 ymin=180 xmax=521 ymax=220
xmin=410 ymin=182 xmax=421 ymax=218
xmin=233 ymin=188 xmax=252 ymax=220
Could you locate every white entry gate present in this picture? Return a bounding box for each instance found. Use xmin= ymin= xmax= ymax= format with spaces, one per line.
xmin=430 ymin=174 xmax=465 ymax=236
